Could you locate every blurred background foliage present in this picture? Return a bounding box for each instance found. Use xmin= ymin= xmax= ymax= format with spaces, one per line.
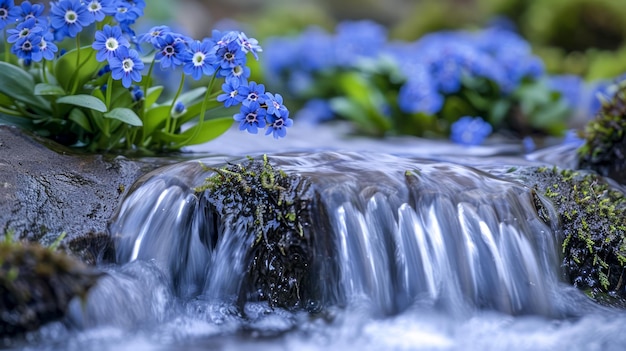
xmin=171 ymin=0 xmax=626 ymax=81
xmin=144 ymin=0 xmax=626 ymax=144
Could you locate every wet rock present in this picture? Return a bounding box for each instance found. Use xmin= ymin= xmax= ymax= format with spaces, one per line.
xmin=578 ymin=79 xmax=626 ymax=183
xmin=196 ymin=156 xmax=315 ymax=310
xmin=0 ymin=239 xmax=101 ymax=336
xmin=0 ymin=125 xmax=158 ymax=261
xmin=506 ymin=165 xmax=626 ymax=304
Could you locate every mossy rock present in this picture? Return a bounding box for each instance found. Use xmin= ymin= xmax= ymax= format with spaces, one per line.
xmin=512 ymin=166 xmax=626 ymax=302
xmin=0 ymin=239 xmax=101 ymax=336
xmin=195 ymin=156 xmax=314 ymax=310
xmin=578 ymin=79 xmax=626 ymax=183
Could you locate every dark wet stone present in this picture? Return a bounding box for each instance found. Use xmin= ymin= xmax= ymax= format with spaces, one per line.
xmin=0 ymin=240 xmax=101 ymax=337
xmin=0 ymin=125 xmax=159 ymax=261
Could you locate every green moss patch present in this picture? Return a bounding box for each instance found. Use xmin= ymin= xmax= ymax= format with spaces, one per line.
xmin=523 ymin=166 xmax=626 ymax=300
xmin=195 ymin=155 xmax=313 ymax=310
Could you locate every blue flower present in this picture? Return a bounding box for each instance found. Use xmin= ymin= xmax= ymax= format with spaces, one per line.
xmin=211 ymin=29 xmax=238 ymax=47
xmin=238 ymin=81 xmax=266 ymax=107
xmin=31 ymin=31 xmax=58 ymax=61
xmin=182 ymin=39 xmax=216 ymax=80
xmin=7 ymin=17 xmax=42 ymax=44
xmin=234 ymin=101 xmax=266 ymax=134
xmin=217 ymin=78 xmax=244 ymax=108
xmin=154 ymin=32 xmax=186 ymax=69
xmin=85 ymin=0 xmax=116 ymax=22
xmin=0 ymin=0 xmax=17 ymax=30
xmin=218 ymin=64 xmax=250 ymax=85
xmin=265 ymin=109 xmax=293 ymax=139
xmin=214 ymin=39 xmax=246 ymax=70
xmin=171 ymin=101 xmax=187 ymax=118
xmin=237 ymin=32 xmax=262 ymax=60
xmin=14 ymin=1 xmax=44 ymax=23
xmin=92 ymin=24 xmax=130 ymax=62
xmin=547 ymin=74 xmax=584 ymax=111
xmin=131 ymin=85 xmax=143 ymax=101
xmin=109 ymin=45 xmax=144 ymax=88
xmin=450 ymin=116 xmax=492 ymax=146
xmin=137 ymin=25 xmax=171 ymax=47
xmin=112 ymin=0 xmax=142 ymax=24
xmin=333 ymin=20 xmax=387 ymax=67
xmin=10 ymin=31 xmax=41 ymax=61
xmin=264 ymin=92 xmax=288 ymax=118
xmin=397 ymin=79 xmax=444 ymax=115
xmin=50 ymin=0 xmax=93 ymax=39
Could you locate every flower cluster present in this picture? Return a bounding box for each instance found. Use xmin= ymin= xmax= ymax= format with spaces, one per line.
xmin=449 ymin=116 xmax=492 ymax=146
xmin=263 ymin=20 xmax=570 ymax=145
xmin=0 ymin=0 xmax=291 ymax=153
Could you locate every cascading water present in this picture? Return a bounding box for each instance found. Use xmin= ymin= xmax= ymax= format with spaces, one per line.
xmin=20 ymin=150 xmax=626 ymax=350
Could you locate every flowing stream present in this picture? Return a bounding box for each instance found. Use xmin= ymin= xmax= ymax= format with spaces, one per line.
xmin=11 ymin=125 xmax=626 ymax=350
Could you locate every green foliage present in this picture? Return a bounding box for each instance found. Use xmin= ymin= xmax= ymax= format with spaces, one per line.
xmin=0 ymin=45 xmax=239 ymax=153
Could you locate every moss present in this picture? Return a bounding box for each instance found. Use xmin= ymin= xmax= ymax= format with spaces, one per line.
xmin=195 ymin=155 xmax=313 ymax=310
xmin=0 ymin=237 xmax=101 ymax=336
xmin=521 ymin=166 xmax=626 ymax=301
xmin=578 ymin=78 xmax=626 ymax=183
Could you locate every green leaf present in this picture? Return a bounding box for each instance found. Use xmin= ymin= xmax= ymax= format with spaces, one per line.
xmin=0 ymin=61 xmax=50 ymax=111
xmin=68 ymin=108 xmax=93 ymax=133
xmin=154 ymin=117 xmax=233 ymax=146
xmin=145 ymin=86 xmax=164 ymax=107
xmin=179 ymin=117 xmax=232 ymax=145
xmin=104 ymin=107 xmax=142 ymax=126
xmin=165 ymin=87 xmax=207 ymax=105
xmin=54 ymin=46 xmax=102 ymax=93
xmin=143 ymin=105 xmax=170 ymax=136
xmin=57 ymin=94 xmax=108 ymax=112
xmin=34 ymin=83 xmax=66 ymax=96
xmin=176 ymin=99 xmax=223 ymax=126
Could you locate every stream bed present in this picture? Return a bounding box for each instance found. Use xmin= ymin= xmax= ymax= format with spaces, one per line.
xmin=7 ymin=124 xmax=626 ymax=351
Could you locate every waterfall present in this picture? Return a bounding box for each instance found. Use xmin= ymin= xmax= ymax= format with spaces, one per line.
xmin=102 ymin=152 xmax=570 ymax=325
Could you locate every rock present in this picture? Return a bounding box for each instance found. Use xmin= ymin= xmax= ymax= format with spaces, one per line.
xmin=505 ymin=165 xmax=626 ymax=304
xmin=0 ymin=239 xmax=101 ymax=337
xmin=0 ymin=125 xmax=158 ymax=262
xmin=195 ymin=155 xmax=314 ymax=310
xmin=578 ymin=79 xmax=626 ymax=183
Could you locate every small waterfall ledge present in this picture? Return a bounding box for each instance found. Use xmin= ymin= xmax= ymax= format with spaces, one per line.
xmin=100 ymin=151 xmax=591 ymax=326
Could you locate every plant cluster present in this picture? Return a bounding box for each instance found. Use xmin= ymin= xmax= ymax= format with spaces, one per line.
xmin=262 ymin=21 xmax=570 ymax=145
xmin=577 ymin=77 xmax=626 ymax=182
xmin=195 ymin=155 xmax=313 ymax=309
xmin=526 ymin=166 xmax=626 ymax=300
xmin=0 ymin=0 xmax=291 ymax=153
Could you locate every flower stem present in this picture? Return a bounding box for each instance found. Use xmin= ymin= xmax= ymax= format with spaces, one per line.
xmin=173 ymin=74 xmax=217 ymax=149
xmin=70 ymin=36 xmax=81 ymax=94
xmin=105 ymin=74 xmax=113 ymax=108
xmin=3 ymin=28 xmax=8 ymax=63
xmin=166 ymin=72 xmax=186 ymax=134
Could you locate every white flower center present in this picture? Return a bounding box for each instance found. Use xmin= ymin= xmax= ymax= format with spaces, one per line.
xmin=88 ymin=1 xmax=102 ymax=12
xmin=232 ymin=65 xmax=244 ymax=77
xmin=193 ymin=52 xmax=205 ymax=66
xmin=0 ymin=8 xmax=7 ymax=19
xmin=105 ymin=38 xmax=119 ymax=51
xmin=65 ymin=10 xmax=78 ymax=24
xmin=21 ymin=40 xmax=33 ymax=51
xmin=122 ymin=58 xmax=134 ymax=72
xmin=245 ymin=113 xmax=258 ymax=123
